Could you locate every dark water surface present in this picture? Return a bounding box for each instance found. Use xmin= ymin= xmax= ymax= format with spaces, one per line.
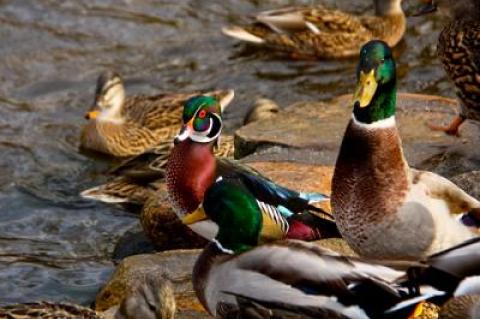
xmin=0 ymin=0 xmax=450 ymax=306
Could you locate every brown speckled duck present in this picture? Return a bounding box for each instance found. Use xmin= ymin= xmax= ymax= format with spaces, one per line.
xmin=331 ymin=40 xmax=480 ymax=261
xmin=80 ymin=70 xmax=234 ymax=157
xmin=415 ymin=0 xmax=480 ymax=136
xmin=0 ymin=275 xmax=176 ymax=319
xmin=222 ymin=0 xmax=406 ymax=59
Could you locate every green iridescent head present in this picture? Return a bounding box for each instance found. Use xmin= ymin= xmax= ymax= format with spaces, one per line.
xmin=182 ymin=179 xmax=263 ymax=254
xmin=352 ymin=40 xmax=397 ymax=124
xmin=175 ymin=95 xmax=223 ymax=144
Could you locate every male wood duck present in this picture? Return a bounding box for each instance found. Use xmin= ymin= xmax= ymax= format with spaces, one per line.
xmin=80 ymin=70 xmax=234 ymax=157
xmin=166 ymin=95 xmax=340 ymax=242
xmin=0 ymin=275 xmax=175 ymax=319
xmin=181 ymin=177 xmax=480 ymax=318
xmin=414 ymin=0 xmax=480 ymax=136
xmin=222 ymin=0 xmax=406 ymax=59
xmin=331 ymin=40 xmax=480 ymax=260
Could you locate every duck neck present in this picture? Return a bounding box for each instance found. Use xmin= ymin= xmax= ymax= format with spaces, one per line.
xmin=193 ymin=243 xmax=226 ymax=315
xmin=166 ymin=139 xmax=217 ymax=216
xmin=374 ymin=0 xmax=403 ymax=16
xmin=353 ymin=81 xmax=396 ymax=125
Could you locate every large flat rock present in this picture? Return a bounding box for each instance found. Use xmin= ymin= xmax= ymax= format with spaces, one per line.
xmin=236 ymin=93 xmax=480 ymax=176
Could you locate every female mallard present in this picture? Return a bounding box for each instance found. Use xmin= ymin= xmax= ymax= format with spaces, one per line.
xmin=166 ymin=95 xmax=340 ymax=243
xmin=414 ymin=0 xmax=480 ymax=136
xmin=182 ymin=177 xmax=480 ymax=318
xmin=331 ymin=40 xmax=480 ymax=260
xmin=222 ymin=0 xmax=406 ymax=59
xmin=80 ymin=70 xmax=234 ymax=157
xmin=0 ymin=275 xmax=176 ymax=319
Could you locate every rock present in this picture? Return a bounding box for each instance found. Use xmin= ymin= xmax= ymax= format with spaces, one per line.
xmin=95 ymin=249 xmax=208 ymax=318
xmin=243 ymin=98 xmax=280 ymax=125
xmin=235 ymin=93 xmax=480 ymax=176
xmin=451 ymin=171 xmax=480 ymax=199
xmin=140 ymin=185 xmax=208 ymax=251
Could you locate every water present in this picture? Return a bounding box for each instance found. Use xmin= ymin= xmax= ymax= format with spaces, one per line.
xmin=0 ymin=0 xmax=450 ymax=307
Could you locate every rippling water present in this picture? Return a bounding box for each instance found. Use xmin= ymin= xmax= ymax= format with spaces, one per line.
xmin=0 ymin=0 xmax=450 ymax=307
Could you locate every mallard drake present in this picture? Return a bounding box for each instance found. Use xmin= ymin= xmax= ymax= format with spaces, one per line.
xmin=0 ymin=275 xmax=176 ymax=319
xmin=166 ymin=95 xmax=340 ymax=242
xmin=79 ymin=70 xmax=234 ymax=157
xmin=182 ymin=177 xmax=480 ymax=318
xmin=414 ymin=0 xmax=480 ymax=136
xmin=331 ymin=40 xmax=480 ymax=260
xmin=222 ymin=0 xmax=406 ymax=59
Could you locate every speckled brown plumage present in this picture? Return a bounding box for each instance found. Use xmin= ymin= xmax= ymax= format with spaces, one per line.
xmin=439 ymin=295 xmax=480 ymax=319
xmin=438 ymin=20 xmax=480 ymax=122
xmin=423 ymin=1 xmax=480 ymax=135
xmin=80 ymin=88 xmax=232 ymax=157
xmin=223 ymin=3 xmax=405 ymax=59
xmin=0 ymin=302 xmax=101 ymax=318
xmin=332 ymin=120 xmax=410 ymax=257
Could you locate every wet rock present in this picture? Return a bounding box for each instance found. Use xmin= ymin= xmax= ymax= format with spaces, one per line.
xmin=243 ymin=98 xmax=280 ymax=125
xmin=95 ymin=249 xmax=208 ymax=318
xmin=235 ymin=93 xmax=480 ymax=176
xmin=451 ymin=171 xmax=480 ymax=199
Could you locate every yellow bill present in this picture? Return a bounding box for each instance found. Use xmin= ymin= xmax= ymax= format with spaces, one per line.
xmin=85 ymin=110 xmax=100 ymax=120
xmin=353 ymin=69 xmax=378 ymax=108
xmin=181 ymin=206 xmax=208 ymax=225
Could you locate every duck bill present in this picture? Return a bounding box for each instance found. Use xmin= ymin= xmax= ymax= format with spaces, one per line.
xmin=181 ymin=206 xmax=208 ymax=225
xmin=352 ymin=69 xmax=378 ymax=108
xmin=412 ymin=1 xmax=437 ymax=16
xmin=174 ymin=119 xmax=194 ymax=144
xmin=85 ymin=110 xmax=100 ymax=120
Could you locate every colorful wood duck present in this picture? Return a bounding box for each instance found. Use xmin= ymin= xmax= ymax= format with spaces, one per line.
xmin=222 ymin=0 xmax=406 ymax=59
xmin=182 ymin=177 xmax=480 ymax=318
xmin=166 ymin=95 xmax=340 ymax=242
xmin=414 ymin=0 xmax=480 ymax=136
xmin=331 ymin=40 xmax=480 ymax=260
xmin=0 ymin=275 xmax=175 ymax=319
xmin=80 ymin=70 xmax=234 ymax=157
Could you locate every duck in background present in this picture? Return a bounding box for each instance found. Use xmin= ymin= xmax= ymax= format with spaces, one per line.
xmin=222 ymin=0 xmax=405 ymax=59
xmin=166 ymin=95 xmax=340 ymax=243
xmin=80 ymin=70 xmax=234 ymax=157
xmin=331 ymin=40 xmax=480 ymax=260
xmin=181 ymin=175 xmax=480 ymax=318
xmin=0 ymin=275 xmax=176 ymax=319
xmin=414 ymin=0 xmax=480 ymax=136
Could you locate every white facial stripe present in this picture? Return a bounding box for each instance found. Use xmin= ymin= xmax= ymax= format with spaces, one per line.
xmin=351 ymin=114 xmax=396 ymax=130
xmin=175 ymin=127 xmax=191 ymax=142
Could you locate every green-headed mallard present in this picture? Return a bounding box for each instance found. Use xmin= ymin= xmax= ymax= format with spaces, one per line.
xmin=331 ymin=40 xmax=480 ymax=260
xmin=79 ymin=70 xmax=234 ymax=157
xmin=166 ymin=95 xmax=340 ymax=243
xmin=414 ymin=0 xmax=480 ymax=136
xmin=182 ymin=176 xmax=480 ymax=318
xmin=0 ymin=275 xmax=175 ymax=319
xmin=222 ymin=0 xmax=406 ymax=59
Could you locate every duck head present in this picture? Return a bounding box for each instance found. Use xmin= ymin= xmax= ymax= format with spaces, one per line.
xmin=174 ymin=95 xmax=224 ymax=145
xmin=182 ymin=179 xmax=263 ymax=254
xmin=352 ymin=40 xmax=397 ymax=125
xmin=413 ymin=0 xmax=480 ymax=18
xmin=85 ymin=70 xmax=126 ymax=123
xmin=116 ymin=275 xmax=176 ymax=319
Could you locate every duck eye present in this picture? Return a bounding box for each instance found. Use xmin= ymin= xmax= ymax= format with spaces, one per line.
xmin=380 ymin=58 xmax=385 ymax=64
xmin=198 ymin=110 xmax=207 ymax=119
